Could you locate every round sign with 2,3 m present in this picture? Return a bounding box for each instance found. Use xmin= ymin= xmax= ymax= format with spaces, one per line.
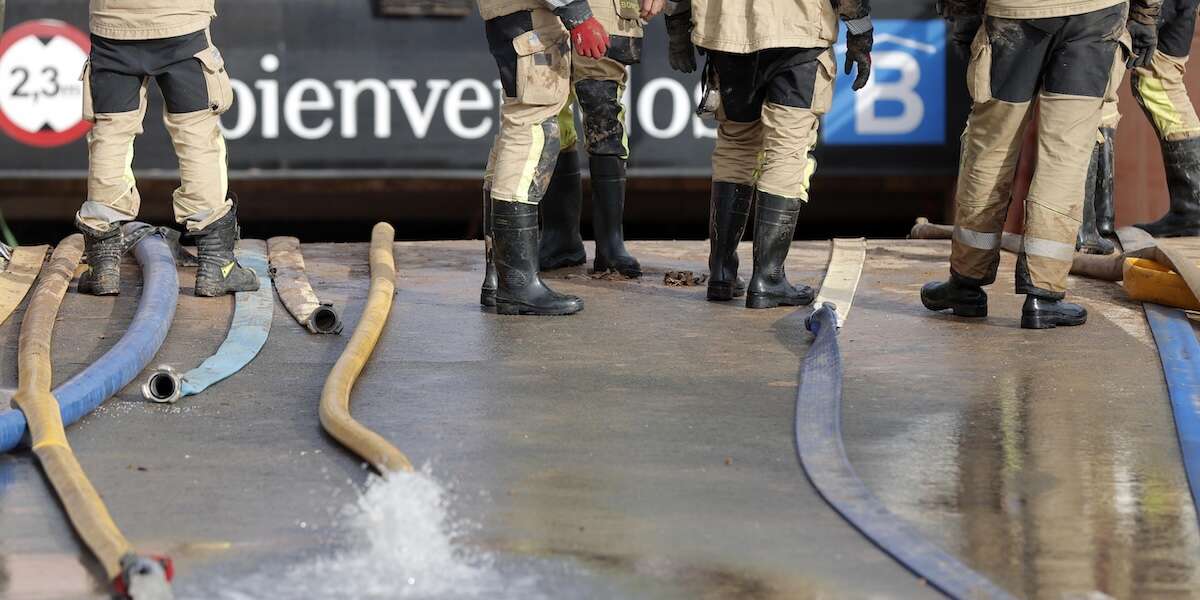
xmin=0 ymin=19 xmax=91 ymax=148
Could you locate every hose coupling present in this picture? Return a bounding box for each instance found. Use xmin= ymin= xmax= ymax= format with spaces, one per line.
xmin=113 ymin=553 xmax=174 ymax=600
xmin=142 ymin=365 xmax=184 ymax=404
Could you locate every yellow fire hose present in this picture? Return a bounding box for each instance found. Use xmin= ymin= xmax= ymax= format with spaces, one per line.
xmin=319 ymin=223 xmax=413 ymax=474
xmin=0 ymin=245 xmax=48 ymax=326
xmin=12 ymin=235 xmax=172 ymax=599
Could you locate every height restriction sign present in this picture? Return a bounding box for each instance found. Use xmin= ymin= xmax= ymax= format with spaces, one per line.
xmin=0 ymin=20 xmax=90 ymax=148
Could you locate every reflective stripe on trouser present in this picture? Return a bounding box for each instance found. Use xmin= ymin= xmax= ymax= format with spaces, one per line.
xmin=571 ymin=52 xmax=630 ymax=158
xmin=78 ymin=79 xmax=150 ymax=233
xmin=163 ymin=108 xmax=232 ymax=231
xmin=1133 ymin=50 xmax=1200 ymax=142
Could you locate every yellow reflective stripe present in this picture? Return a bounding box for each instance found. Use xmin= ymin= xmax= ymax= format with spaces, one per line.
xmin=1138 ymin=73 xmax=1186 ymax=138
xmin=557 ymin=99 xmax=577 ymax=152
xmin=217 ymin=132 xmax=229 ymax=200
xmin=617 ymin=80 xmax=629 ymax=160
xmin=514 ymin=123 xmax=545 ymax=203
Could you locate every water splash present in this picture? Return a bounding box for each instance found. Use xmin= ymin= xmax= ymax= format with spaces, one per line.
xmin=190 ymin=468 xmax=546 ymax=600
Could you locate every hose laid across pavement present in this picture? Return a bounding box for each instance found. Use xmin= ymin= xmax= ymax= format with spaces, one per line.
xmin=268 ymin=236 xmax=342 ymax=334
xmin=11 ymin=235 xmax=172 ymax=598
xmin=0 ymin=244 xmax=48 ymax=327
xmin=142 ymin=239 xmax=273 ymax=403
xmin=1144 ymin=303 xmax=1200 ymax=520
xmin=319 ymin=223 xmax=413 ymax=474
xmin=0 ymin=225 xmax=178 ymax=453
xmin=795 ymin=240 xmax=1013 ymax=599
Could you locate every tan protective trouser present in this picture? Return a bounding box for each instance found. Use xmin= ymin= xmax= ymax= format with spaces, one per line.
xmin=484 ymin=9 xmax=572 ymax=204
xmin=952 ymin=24 xmax=1118 ymax=295
xmin=1133 ymin=49 xmax=1200 ymax=141
xmin=80 ymin=41 xmax=233 ymax=233
xmin=710 ymin=51 xmax=834 ymax=200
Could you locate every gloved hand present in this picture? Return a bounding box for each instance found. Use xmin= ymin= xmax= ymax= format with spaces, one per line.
xmin=570 ymin=16 xmax=610 ymax=59
xmin=666 ymin=12 xmax=696 ymax=73
xmin=1127 ymin=19 xmax=1158 ymax=69
xmin=845 ymin=29 xmax=873 ymax=91
xmin=949 ymin=15 xmax=982 ymax=61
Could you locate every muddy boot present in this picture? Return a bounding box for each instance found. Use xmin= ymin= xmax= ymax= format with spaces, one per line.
xmin=77 ymin=218 xmax=124 ymax=296
xmin=1136 ymin=137 xmax=1200 ymax=238
xmin=707 ymin=182 xmax=752 ymax=301
xmin=481 ymin=190 xmax=498 ymax=307
xmin=493 ymin=199 xmax=584 ymax=316
xmin=921 ymin=276 xmax=988 ymax=318
xmin=192 ymin=208 xmax=260 ymax=297
xmin=1021 ymin=294 xmax=1087 ymax=329
xmin=589 ymin=156 xmax=641 ymax=278
xmin=539 ymin=150 xmax=586 ymax=270
xmin=746 ymin=191 xmax=814 ymax=309
xmin=1077 ymin=143 xmax=1115 ymax=255
xmin=1095 ymin=127 xmax=1117 ymax=238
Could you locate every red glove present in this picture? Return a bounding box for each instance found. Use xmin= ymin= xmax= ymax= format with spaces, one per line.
xmin=571 ymin=17 xmax=609 ymax=59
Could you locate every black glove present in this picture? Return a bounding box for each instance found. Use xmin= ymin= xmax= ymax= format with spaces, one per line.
xmin=845 ymin=29 xmax=873 ymax=91
xmin=666 ymin=12 xmax=696 ymax=73
xmin=949 ymin=15 xmax=982 ymax=61
xmin=1127 ymin=19 xmax=1158 ymax=69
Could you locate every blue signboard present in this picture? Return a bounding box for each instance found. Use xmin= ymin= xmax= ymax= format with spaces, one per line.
xmin=824 ymin=19 xmax=947 ymax=146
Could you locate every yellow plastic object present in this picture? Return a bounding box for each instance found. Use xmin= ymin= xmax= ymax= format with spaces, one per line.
xmin=319 ymin=223 xmax=414 ymax=474
xmin=10 ymin=236 xmax=133 ymax=579
xmin=0 ymin=245 xmax=49 ymax=326
xmin=1123 ymin=258 xmax=1200 ymax=311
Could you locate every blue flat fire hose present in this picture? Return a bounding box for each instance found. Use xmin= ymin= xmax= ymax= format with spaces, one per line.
xmin=142 ymin=240 xmax=273 ymax=403
xmin=1144 ymin=303 xmax=1200 ymax=516
xmin=0 ymin=225 xmax=178 ymax=453
xmin=797 ymin=301 xmax=1014 ymax=599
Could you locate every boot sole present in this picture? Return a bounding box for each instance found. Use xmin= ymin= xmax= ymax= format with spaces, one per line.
xmin=480 ymin=290 xmax=497 ymax=307
xmin=921 ymin=297 xmax=987 ymax=318
xmin=495 ymin=301 xmax=582 ymax=316
xmin=195 ymin=283 xmax=260 ymax=297
xmin=1021 ymin=313 xmax=1086 ymax=329
xmin=746 ymin=293 xmax=815 ymax=310
xmin=707 ymin=282 xmax=735 ymax=302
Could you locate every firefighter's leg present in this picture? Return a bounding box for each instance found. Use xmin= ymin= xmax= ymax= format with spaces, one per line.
xmin=481 ymin=142 xmax=500 ymax=306
xmin=1017 ymin=5 xmax=1123 ymax=328
xmin=485 ymin=8 xmax=581 ymax=315
xmin=78 ymin=50 xmax=149 ymax=296
xmin=537 ymin=99 xmax=586 ymax=270
xmin=1133 ymin=0 xmax=1200 ymax=236
xmin=746 ymin=49 xmax=834 ymax=309
xmin=926 ymin=17 xmax=1044 ymax=317
xmin=1079 ymin=44 xmax=1128 ymax=252
xmin=707 ymin=51 xmax=765 ymax=302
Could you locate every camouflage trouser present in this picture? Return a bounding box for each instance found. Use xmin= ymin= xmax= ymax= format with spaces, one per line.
xmin=482 ymin=8 xmax=572 ymax=204
xmin=79 ymin=29 xmax=234 ymax=233
xmin=951 ymin=5 xmax=1125 ymax=298
xmin=707 ymin=47 xmax=835 ymax=201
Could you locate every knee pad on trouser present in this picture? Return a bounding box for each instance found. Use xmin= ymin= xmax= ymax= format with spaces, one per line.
xmin=574 ymin=79 xmax=627 ymax=157
xmin=164 ymin=109 xmax=232 ymax=231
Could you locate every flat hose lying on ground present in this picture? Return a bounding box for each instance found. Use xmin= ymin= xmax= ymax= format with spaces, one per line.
xmin=1144 ymin=304 xmax=1200 ymax=521
xmin=142 ymin=240 xmax=273 ymax=403
xmin=319 ymin=223 xmax=413 ymax=474
xmin=268 ymin=236 xmax=342 ymax=334
xmin=795 ymin=240 xmax=1014 ymax=599
xmin=0 ymin=244 xmax=48 ymax=326
xmin=907 ymin=218 xmax=1157 ymax=281
xmin=11 ymin=235 xmax=172 ymax=598
xmin=0 ymin=225 xmax=178 ymax=453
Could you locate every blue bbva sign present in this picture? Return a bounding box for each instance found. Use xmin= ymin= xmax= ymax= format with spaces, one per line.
xmin=824 ymin=19 xmax=946 ymax=146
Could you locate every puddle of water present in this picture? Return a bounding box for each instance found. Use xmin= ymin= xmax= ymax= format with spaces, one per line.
xmin=178 ymin=468 xmax=610 ymax=600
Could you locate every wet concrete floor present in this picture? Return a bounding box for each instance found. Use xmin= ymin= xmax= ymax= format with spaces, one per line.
xmin=0 ymin=239 xmax=1194 ymax=599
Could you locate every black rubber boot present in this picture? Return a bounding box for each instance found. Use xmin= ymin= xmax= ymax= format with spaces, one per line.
xmin=589 ymin=156 xmax=641 ymax=278
xmin=707 ymin=182 xmax=752 ymax=301
xmin=746 ymin=191 xmax=814 ymax=309
xmin=481 ymin=190 xmax=497 ymax=307
xmin=77 ymin=218 xmax=124 ymax=296
xmin=1095 ymin=127 xmax=1117 ymax=238
xmin=1077 ymin=142 xmax=1115 ymax=255
xmin=1021 ymin=294 xmax=1087 ymax=329
xmin=1136 ymin=137 xmax=1200 ymax=238
xmin=192 ymin=207 xmax=260 ymax=297
xmin=920 ymin=276 xmax=988 ymax=318
xmin=493 ymin=199 xmax=584 ymax=316
xmin=539 ymin=150 xmax=586 ymax=270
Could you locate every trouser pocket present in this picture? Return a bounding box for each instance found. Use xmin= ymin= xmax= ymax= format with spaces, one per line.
xmin=512 ymin=28 xmax=570 ymax=106
xmin=193 ymin=45 xmax=234 ymax=114
xmin=966 ymin=25 xmax=993 ymax=104
xmin=811 ymin=50 xmax=836 ymax=115
xmin=80 ymin=60 xmax=95 ymax=123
